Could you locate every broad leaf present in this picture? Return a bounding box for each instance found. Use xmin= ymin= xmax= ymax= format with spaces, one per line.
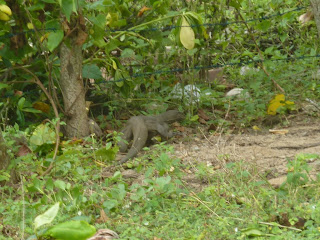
xmin=47 ymin=30 xmax=64 ymax=52
xmin=59 ymin=0 xmax=77 ymax=21
xmin=44 ymin=221 xmax=96 ymax=240
xmin=180 ymin=16 xmax=195 ymax=50
xmin=0 ymin=83 xmax=8 ymax=89
xmin=82 ymin=64 xmax=102 ymax=79
xmin=34 ymin=202 xmax=60 ymax=230
xmin=54 ymin=180 xmax=66 ymax=190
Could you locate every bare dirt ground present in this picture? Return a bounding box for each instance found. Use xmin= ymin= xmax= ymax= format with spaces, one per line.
xmin=170 ymin=114 xmax=320 ymax=187
xmin=116 ymin=113 xmax=320 ymax=188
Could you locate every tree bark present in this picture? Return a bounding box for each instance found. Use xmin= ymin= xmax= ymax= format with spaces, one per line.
xmin=310 ymin=0 xmax=320 ymax=38
xmin=60 ymin=41 xmax=90 ymax=138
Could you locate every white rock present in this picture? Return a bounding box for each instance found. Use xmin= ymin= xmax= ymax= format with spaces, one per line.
xmin=225 ymin=88 xmax=250 ymax=98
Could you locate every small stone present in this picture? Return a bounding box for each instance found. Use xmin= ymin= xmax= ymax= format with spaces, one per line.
xmin=268 ymin=176 xmax=287 ymax=188
xmin=193 ymin=146 xmax=200 ymax=151
xmin=226 ymin=88 xmax=250 ymax=99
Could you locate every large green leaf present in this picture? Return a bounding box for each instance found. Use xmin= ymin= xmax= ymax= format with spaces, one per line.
xmin=34 ymin=203 xmax=60 ymax=230
xmin=82 ymin=64 xmax=103 ymax=79
xmin=114 ymin=69 xmax=130 ymax=87
xmin=90 ymin=14 xmax=107 ymax=47
xmin=44 ymin=221 xmax=96 ymax=240
xmin=58 ymin=0 xmax=77 ymax=21
xmin=105 ymin=38 xmax=121 ymax=53
xmin=47 ymin=30 xmax=64 ymax=52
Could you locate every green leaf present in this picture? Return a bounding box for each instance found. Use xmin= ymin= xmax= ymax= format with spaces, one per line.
xmin=242 ymin=228 xmax=264 ymax=237
xmin=229 ymin=0 xmax=241 ymax=8
xmin=54 ymin=180 xmax=66 ymax=190
xmin=47 ymin=30 xmax=64 ymax=52
xmin=95 ymin=145 xmax=118 ymax=161
xmin=190 ymin=115 xmax=199 ymax=122
xmin=90 ymin=14 xmax=107 ymax=47
xmin=111 ymin=59 xmax=117 ymax=70
xmin=30 ymin=124 xmax=56 ymax=146
xmin=0 ymin=83 xmax=8 ymax=89
xmin=27 ymin=2 xmax=45 ymax=11
xmin=41 ymin=0 xmax=56 ymax=3
xmin=44 ymin=221 xmax=96 ymax=240
xmin=91 ymin=14 xmax=106 ymax=29
xmin=21 ymin=108 xmax=42 ymax=114
xmin=256 ymin=20 xmax=271 ymax=32
xmin=185 ymin=11 xmax=208 ymax=39
xmin=46 ymin=178 xmax=54 ymax=192
xmin=105 ymin=38 xmax=121 ymax=53
xmin=114 ymin=70 xmax=124 ymax=87
xmin=103 ymin=199 xmax=118 ymax=210
xmin=82 ymin=64 xmax=103 ymax=79
xmin=121 ymin=48 xmax=135 ymax=58
xmin=17 ymin=97 xmax=25 ymax=110
xmin=59 ymin=0 xmax=77 ymax=22
xmin=45 ymin=19 xmax=61 ymax=30
xmin=34 ymin=202 xmax=60 ymax=230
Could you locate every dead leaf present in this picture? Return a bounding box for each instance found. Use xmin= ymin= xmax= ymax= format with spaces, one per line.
xmin=79 ymin=14 xmax=86 ymax=27
xmin=96 ymin=209 xmax=109 ymax=224
xmin=172 ymin=122 xmax=181 ymax=127
xmin=269 ymin=129 xmax=289 ymax=135
xmin=62 ymin=20 xmax=71 ymax=34
xmin=138 ymin=6 xmax=152 ymax=17
xmin=175 ymin=126 xmax=185 ymax=132
xmin=33 ymin=102 xmax=50 ymax=113
xmin=298 ymin=11 xmax=314 ymax=25
xmin=17 ymin=144 xmax=32 ymax=157
xmin=75 ymin=29 xmax=88 ymax=45
xmin=198 ymin=118 xmax=207 ymax=125
xmin=208 ymin=124 xmax=217 ymax=131
xmin=14 ymin=90 xmax=23 ymax=96
xmin=198 ymin=109 xmax=210 ymax=121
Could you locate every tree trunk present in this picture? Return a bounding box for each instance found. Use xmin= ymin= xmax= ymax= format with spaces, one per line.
xmin=60 ymin=41 xmax=90 ymax=138
xmin=310 ymin=0 xmax=320 ymax=38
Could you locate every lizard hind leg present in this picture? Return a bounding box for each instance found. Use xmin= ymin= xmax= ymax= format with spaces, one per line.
xmin=118 ymin=124 xmax=133 ymax=153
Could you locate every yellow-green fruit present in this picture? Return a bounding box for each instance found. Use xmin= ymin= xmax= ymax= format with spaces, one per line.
xmin=0 ymin=12 xmax=10 ymax=21
xmin=27 ymin=22 xmax=34 ymax=29
xmin=0 ymin=5 xmax=12 ymax=16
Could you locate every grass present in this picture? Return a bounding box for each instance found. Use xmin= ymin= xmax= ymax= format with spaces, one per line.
xmin=1 ymin=137 xmax=320 ymax=239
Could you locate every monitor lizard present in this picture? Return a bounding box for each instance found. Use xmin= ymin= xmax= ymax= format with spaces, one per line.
xmin=118 ymin=110 xmax=184 ymax=164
